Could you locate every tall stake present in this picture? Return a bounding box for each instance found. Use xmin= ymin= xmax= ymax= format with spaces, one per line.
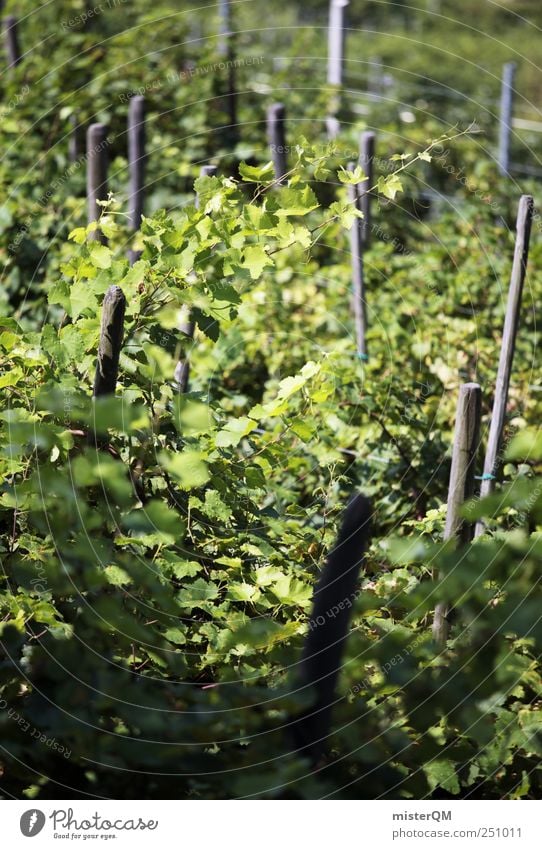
xmin=216 ymin=0 xmax=237 ymax=141
xmin=174 ymin=165 xmax=218 ymax=393
xmin=218 ymin=0 xmax=230 ymax=57
xmin=498 ymin=62 xmax=516 ymax=177
xmin=69 ymin=114 xmax=85 ymax=163
xmin=293 ymin=493 xmax=371 ymax=760
xmin=433 ymin=382 xmax=482 ymax=647
xmin=93 ymin=286 xmax=126 ymax=398
xmin=348 ymin=162 xmax=367 ymax=360
xmin=475 ymin=194 xmax=533 ymax=537
xmin=267 ymin=103 xmax=287 ymax=184
xmin=87 ymin=123 xmax=109 ymax=245
xmin=326 ymin=0 xmax=349 ymax=139
xmin=3 ymin=15 xmax=21 ymax=68
xmin=327 ymin=0 xmax=348 ymax=86
xmin=127 ymin=95 xmax=146 ymax=264
xmin=358 ymin=131 xmax=375 ymax=248
xmin=368 ymin=56 xmax=384 ymax=101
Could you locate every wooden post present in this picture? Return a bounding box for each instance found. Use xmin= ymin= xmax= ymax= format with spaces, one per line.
xmin=327 ymin=0 xmax=348 ymax=86
xmin=69 ymin=114 xmax=85 ymax=163
xmin=358 ymin=131 xmax=375 ymax=248
xmin=293 ymin=493 xmax=372 ymax=760
xmin=326 ymin=0 xmax=348 ymax=139
xmin=216 ymin=0 xmax=237 ymax=141
xmin=128 ymin=95 xmax=146 ymax=232
xmin=3 ymin=15 xmax=21 ymax=68
xmin=498 ymin=62 xmax=516 ymax=177
xmin=347 ymin=162 xmax=367 ymax=360
xmin=267 ymin=103 xmax=287 ymax=184
xmin=87 ymin=123 xmax=109 ymax=244
xmin=218 ymin=0 xmax=230 ymax=57
xmin=433 ymin=382 xmax=482 ymax=647
xmin=127 ymin=96 xmax=146 ymax=264
xmin=368 ymin=56 xmax=384 ymax=101
xmin=174 ymin=165 xmax=218 ymax=393
xmin=93 ymin=286 xmax=126 ymax=397
xmin=326 ymin=116 xmax=341 ymax=140
xmin=475 ymin=194 xmax=533 ymax=537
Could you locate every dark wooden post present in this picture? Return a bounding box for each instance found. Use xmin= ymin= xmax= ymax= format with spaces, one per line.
xmin=348 ymin=162 xmax=368 ymax=360
xmin=128 ymin=95 xmax=146 ymax=231
xmin=127 ymin=96 xmax=146 ymax=264
xmin=475 ymin=194 xmax=533 ymax=537
xmin=433 ymin=383 xmax=482 ymax=647
xmin=498 ymin=62 xmax=516 ymax=177
xmin=174 ymin=165 xmax=218 ymax=393
xmin=3 ymin=15 xmax=21 ymax=68
xmin=358 ymin=131 xmax=375 ymax=248
xmin=267 ymin=103 xmax=287 ymax=184
xmin=69 ymin=114 xmax=85 ymax=163
xmin=93 ymin=286 xmax=126 ymax=397
xmin=292 ymin=493 xmax=372 ymax=760
xmin=218 ymin=0 xmax=231 ymax=57
xmin=326 ymin=0 xmax=349 ymax=139
xmin=216 ymin=0 xmax=237 ymax=142
xmin=87 ymin=123 xmax=109 ymax=244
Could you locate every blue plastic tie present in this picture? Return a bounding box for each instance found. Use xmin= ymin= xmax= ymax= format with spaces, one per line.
xmin=474 ymin=473 xmax=496 ymax=481
xmin=357 ymin=352 xmax=369 ymax=361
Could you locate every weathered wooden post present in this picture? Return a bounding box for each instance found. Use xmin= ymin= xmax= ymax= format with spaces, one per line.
xmin=196 ymin=166 xmax=217 ymax=189
xmin=87 ymin=123 xmax=109 ymax=244
xmin=216 ymin=0 xmax=237 ymax=141
xmin=293 ymin=493 xmax=371 ymax=760
xmin=93 ymin=286 xmax=126 ymax=397
xmin=498 ymin=62 xmax=516 ymax=177
xmin=475 ymin=194 xmax=533 ymax=537
xmin=358 ymin=131 xmax=375 ymax=247
xmin=174 ymin=165 xmax=218 ymax=393
xmin=267 ymin=103 xmax=287 ymax=184
xmin=326 ymin=0 xmax=349 ymax=139
xmin=347 ymin=162 xmax=368 ymax=360
xmin=3 ymin=15 xmax=21 ymax=68
xmin=433 ymin=383 xmax=482 ymax=647
xmin=128 ymin=95 xmax=146 ymax=231
xmin=69 ymin=114 xmax=85 ymax=163
xmin=127 ymin=95 xmax=146 ymax=264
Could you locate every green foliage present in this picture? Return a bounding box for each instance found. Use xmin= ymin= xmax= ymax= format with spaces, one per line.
xmin=1 ymin=0 xmax=542 ymax=802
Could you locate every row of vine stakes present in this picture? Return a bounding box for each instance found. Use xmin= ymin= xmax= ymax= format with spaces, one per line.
xmin=1 ymin=5 xmax=536 ymax=660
